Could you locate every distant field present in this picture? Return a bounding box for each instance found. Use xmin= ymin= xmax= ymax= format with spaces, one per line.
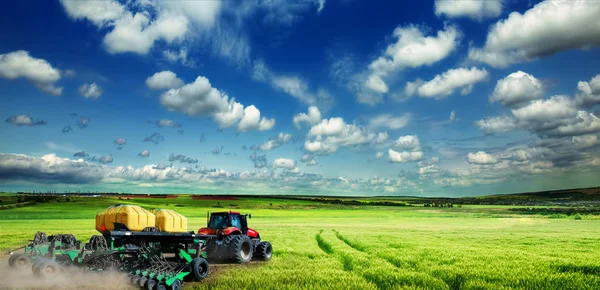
xmin=1 ymin=196 xmax=600 ymax=289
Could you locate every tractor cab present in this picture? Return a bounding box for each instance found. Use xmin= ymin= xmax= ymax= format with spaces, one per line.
xmin=198 ymin=211 xmax=258 ymax=239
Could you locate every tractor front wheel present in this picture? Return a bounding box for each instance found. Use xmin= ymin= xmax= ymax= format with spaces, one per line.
xmin=145 ymin=279 xmax=157 ymax=290
xmin=191 ymin=257 xmax=209 ymax=281
xmin=254 ymin=241 xmax=273 ymax=261
xmin=34 ymin=260 xmax=60 ymax=278
xmin=226 ymin=235 xmax=253 ymax=263
xmin=10 ymin=254 xmax=31 ymax=270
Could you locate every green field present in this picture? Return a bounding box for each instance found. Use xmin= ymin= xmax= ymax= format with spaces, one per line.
xmin=1 ymin=196 xmax=600 ymax=289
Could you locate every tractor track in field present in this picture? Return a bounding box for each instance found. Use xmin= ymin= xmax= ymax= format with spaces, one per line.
xmin=315 ymin=229 xmax=334 ymax=254
xmin=333 ymin=230 xmax=367 ymax=252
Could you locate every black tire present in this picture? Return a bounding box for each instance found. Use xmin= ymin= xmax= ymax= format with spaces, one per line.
xmin=170 ymin=279 xmax=182 ymax=290
xmin=8 ymin=254 xmax=18 ymax=268
xmin=32 ymin=258 xmax=48 ymax=274
xmin=86 ymin=235 xmax=108 ymax=251
xmin=34 ymin=260 xmax=60 ymax=278
xmin=146 ymin=279 xmax=157 ymax=290
xmin=254 ymin=241 xmax=273 ymax=261
xmin=226 ymin=235 xmax=253 ymax=263
xmin=156 ymin=283 xmax=167 ymax=290
xmin=138 ymin=277 xmax=148 ymax=288
xmin=11 ymin=254 xmax=31 ymax=270
xmin=191 ymin=257 xmax=209 ymax=281
xmin=132 ymin=275 xmax=141 ymax=285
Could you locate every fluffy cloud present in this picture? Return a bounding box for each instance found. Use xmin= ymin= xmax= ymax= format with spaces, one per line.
xmin=434 ymin=0 xmax=503 ymax=20
xmin=293 ymin=106 xmax=322 ymax=129
xmin=163 ymin=49 xmax=195 ymax=67
xmin=5 ymin=115 xmax=47 ymax=126
xmin=393 ymin=135 xmax=421 ymax=151
xmin=138 ymin=150 xmax=150 ymax=158
xmin=143 ymin=133 xmax=165 ymax=144
xmin=169 ymin=153 xmax=198 ymax=164
xmin=272 ymin=158 xmax=296 ymax=170
xmin=0 ymin=50 xmax=63 ymax=96
xmin=73 ymin=151 xmax=89 ymax=158
xmin=154 ymin=119 xmax=182 ymax=128
xmin=475 ymin=116 xmax=517 ymax=135
xmin=304 ymin=118 xmax=389 ymax=154
xmin=113 ymin=138 xmax=127 ymax=146
xmin=78 ymin=83 xmax=102 ymax=99
xmin=258 ymin=133 xmax=292 ymax=151
xmin=162 ymin=77 xmax=219 ymax=115
xmin=375 ymin=152 xmax=384 ymax=159
xmin=449 ymin=111 xmax=456 ymax=121
xmin=0 ymin=153 xmax=105 ymax=183
xmin=146 ymin=71 xmax=184 ymax=90
xmin=98 ymin=155 xmax=113 ymax=164
xmin=511 ymin=95 xmax=578 ymax=132
xmin=469 ymin=1 xmax=600 ymax=67
xmin=160 ymin=76 xmax=274 ymax=132
xmin=250 ymin=153 xmax=268 ymax=168
xmin=467 ymin=151 xmax=499 ymax=165
xmin=358 ymin=24 xmax=459 ymax=104
xmin=407 ymin=67 xmax=488 ymax=99
xmin=368 ymin=113 xmax=411 ymax=130
xmin=236 ymin=105 xmax=276 ymax=133
xmin=575 ymin=74 xmax=600 ymax=108
xmin=490 ymin=71 xmax=543 ymax=108
xmin=388 ymin=149 xmax=423 ymax=163
xmin=59 ymin=0 xmax=124 ymax=27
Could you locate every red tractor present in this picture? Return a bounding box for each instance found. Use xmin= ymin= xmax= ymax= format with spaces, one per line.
xmin=198 ymin=211 xmax=272 ymax=263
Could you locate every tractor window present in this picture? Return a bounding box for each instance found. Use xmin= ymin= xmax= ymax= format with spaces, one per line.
xmin=231 ymin=214 xmax=242 ymax=229
xmin=209 ymin=214 xmax=228 ymax=229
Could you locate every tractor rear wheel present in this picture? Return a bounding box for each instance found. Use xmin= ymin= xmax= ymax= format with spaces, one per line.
xmin=254 ymin=241 xmax=273 ymax=261
xmin=156 ymin=283 xmax=167 ymax=290
xmin=205 ymin=239 xmax=221 ymax=261
xmin=34 ymin=260 xmax=60 ymax=278
xmin=191 ymin=257 xmax=209 ymax=281
xmin=8 ymin=254 xmax=18 ymax=268
xmin=138 ymin=277 xmax=148 ymax=288
xmin=226 ymin=235 xmax=253 ymax=263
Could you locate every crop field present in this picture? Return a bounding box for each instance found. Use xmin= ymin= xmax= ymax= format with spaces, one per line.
xmin=1 ymin=195 xmax=600 ymax=289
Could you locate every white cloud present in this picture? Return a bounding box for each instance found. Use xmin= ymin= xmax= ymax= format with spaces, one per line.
xmin=157 ymin=1 xmax=221 ymax=27
xmin=293 ymin=106 xmax=322 ymax=129
xmin=272 ymin=158 xmax=296 ymax=170
xmin=0 ymin=50 xmax=62 ymax=96
xmin=388 ymin=148 xmax=423 ymax=163
xmin=364 ymin=74 xmax=389 ymax=94
xmin=163 ymin=49 xmax=195 ymax=67
xmin=259 ymin=132 xmax=292 ymax=151
xmin=146 ymin=71 xmax=184 ymax=90
xmin=490 ymin=71 xmax=543 ymax=108
xmin=305 ymin=118 xmax=388 ymax=154
xmin=317 ymin=0 xmax=326 ymax=13
xmin=575 ymin=74 xmax=600 ymax=108
xmin=237 ymin=105 xmax=276 ymax=133
xmin=356 ymin=24 xmax=459 ymax=105
xmin=449 ymin=111 xmax=456 ymax=121
xmin=511 ymin=95 xmax=578 ymax=131
xmin=59 ymin=0 xmax=124 ymax=27
xmin=393 ymin=135 xmax=420 ymax=151
xmin=160 ymin=75 xmax=273 ymax=132
xmin=434 ymin=0 xmax=503 ymax=21
xmin=467 ymin=151 xmax=499 ymax=165
xmin=5 ymin=115 xmax=47 ymax=126
xmin=468 ymin=1 xmax=600 ymax=67
xmin=271 ymin=76 xmax=332 ymax=109
xmin=160 ymin=76 xmax=232 ymax=116
xmin=475 ymin=116 xmax=517 ymax=134
xmin=368 ymin=113 xmax=411 ymax=130
xmin=214 ymin=101 xmax=244 ymax=129
xmin=138 ymin=150 xmax=150 ymax=158
xmin=555 ymin=111 xmax=600 ymax=137
xmin=409 ymin=67 xmax=488 ymax=99
xmin=78 ymin=83 xmax=102 ymax=99
xmin=368 ymin=24 xmax=459 ymax=77
xmin=307 ymin=159 xmax=318 ymax=166
xmin=418 ymin=164 xmax=440 ymax=175
xmin=375 ymin=152 xmax=384 ymax=159
xmin=98 ymin=155 xmax=114 ymax=164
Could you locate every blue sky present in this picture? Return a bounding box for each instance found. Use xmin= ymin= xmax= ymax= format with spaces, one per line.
xmin=0 ymin=0 xmax=599 ymax=196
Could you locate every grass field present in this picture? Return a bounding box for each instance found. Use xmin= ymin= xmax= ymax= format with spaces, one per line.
xmin=1 ymin=196 xmax=600 ymax=289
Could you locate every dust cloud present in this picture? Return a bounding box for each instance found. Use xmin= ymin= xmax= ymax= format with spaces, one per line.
xmin=0 ymin=258 xmax=135 ymax=290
